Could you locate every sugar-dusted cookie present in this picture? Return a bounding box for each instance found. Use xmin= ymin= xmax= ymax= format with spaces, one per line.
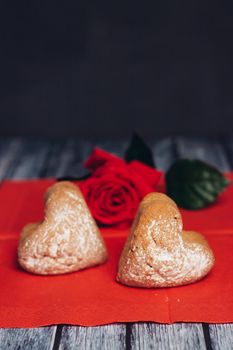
xmin=117 ymin=193 xmax=214 ymax=288
xmin=18 ymin=181 xmax=108 ymax=275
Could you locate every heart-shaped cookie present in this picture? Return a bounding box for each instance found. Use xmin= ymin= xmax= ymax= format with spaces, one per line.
xmin=117 ymin=193 xmax=214 ymax=288
xmin=18 ymin=181 xmax=108 ymax=275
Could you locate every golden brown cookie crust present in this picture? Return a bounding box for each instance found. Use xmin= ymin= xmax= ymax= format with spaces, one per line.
xmin=18 ymin=181 xmax=108 ymax=275
xmin=117 ymin=193 xmax=214 ymax=288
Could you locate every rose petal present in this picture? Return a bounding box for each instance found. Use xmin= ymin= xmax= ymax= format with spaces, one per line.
xmin=128 ymin=160 xmax=163 ymax=188
xmin=80 ymin=154 xmax=161 ymax=227
xmin=84 ymin=148 xmax=123 ymax=172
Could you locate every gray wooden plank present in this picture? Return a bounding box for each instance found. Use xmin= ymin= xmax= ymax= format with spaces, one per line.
xmin=209 ymin=324 xmax=233 ymax=350
xmin=134 ymin=137 xmax=208 ymax=349
xmin=152 ymin=137 xmax=176 ymax=171
xmin=1 ymin=137 xmax=232 ymax=350
xmin=96 ymin=139 xmax=128 ymax=159
xmin=121 ymin=138 xmax=207 ymax=350
xmin=0 ymin=138 xmax=57 ymax=349
xmin=59 ymin=325 xmax=126 ymax=350
xmin=131 ymin=323 xmax=206 ymax=350
xmin=0 ymin=138 xmax=24 ymax=179
xmin=0 ymin=138 xmax=93 ymax=179
xmin=0 ymin=327 xmax=56 ymax=350
xmin=175 ymin=136 xmax=233 ymax=350
xmin=8 ymin=139 xmax=50 ymax=179
xmin=175 ymin=137 xmax=230 ymax=171
xmin=40 ymin=141 xmax=67 ymax=177
xmin=52 ymin=139 xmax=94 ymax=178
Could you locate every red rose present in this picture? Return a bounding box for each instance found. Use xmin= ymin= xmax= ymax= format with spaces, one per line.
xmin=80 ymin=148 xmax=162 ymax=228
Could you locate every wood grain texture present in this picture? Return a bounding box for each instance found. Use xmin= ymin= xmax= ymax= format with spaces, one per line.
xmin=0 ymin=138 xmax=57 ymax=350
xmin=9 ymin=140 xmax=50 ymax=179
xmin=209 ymin=324 xmax=233 ymax=350
xmin=49 ymin=140 xmax=92 ymax=179
xmin=0 ymin=139 xmax=23 ymax=179
xmin=59 ymin=325 xmax=126 ymax=350
xmin=0 ymin=327 xmax=56 ymax=350
xmin=0 ymin=136 xmax=232 ymax=350
xmin=131 ymin=323 xmax=206 ymax=350
xmin=126 ymin=138 xmax=209 ymax=350
xmin=152 ymin=138 xmax=176 ymax=171
xmin=96 ymin=139 xmax=127 ymax=158
xmin=175 ymin=136 xmax=230 ymax=171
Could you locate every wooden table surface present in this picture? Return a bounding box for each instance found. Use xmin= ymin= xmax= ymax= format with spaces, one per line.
xmin=0 ymin=136 xmax=233 ymax=350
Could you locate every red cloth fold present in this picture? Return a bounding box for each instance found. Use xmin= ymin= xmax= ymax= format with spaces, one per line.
xmin=0 ymin=175 xmax=233 ymax=327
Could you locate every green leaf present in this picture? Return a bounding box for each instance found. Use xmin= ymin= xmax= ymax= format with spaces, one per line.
xmin=125 ymin=133 xmax=155 ymax=168
xmin=165 ymin=159 xmax=230 ymax=209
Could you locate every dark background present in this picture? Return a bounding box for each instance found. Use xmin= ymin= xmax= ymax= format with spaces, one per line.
xmin=1 ymin=2 xmax=233 ymax=139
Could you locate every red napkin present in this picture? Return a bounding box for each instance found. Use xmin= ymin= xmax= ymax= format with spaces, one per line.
xmin=0 ymin=176 xmax=233 ymax=327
